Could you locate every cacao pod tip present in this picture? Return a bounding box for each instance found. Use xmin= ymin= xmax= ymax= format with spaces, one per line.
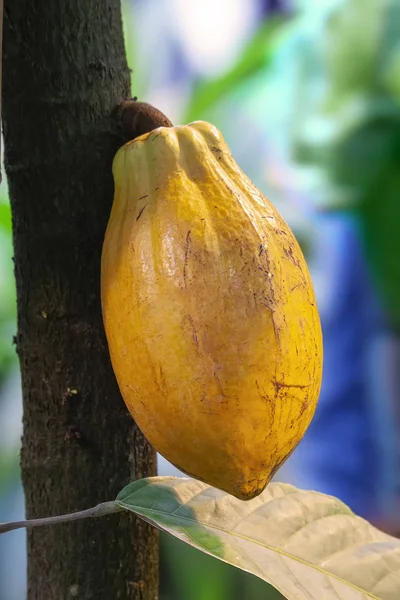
xmin=118 ymin=100 xmax=173 ymax=143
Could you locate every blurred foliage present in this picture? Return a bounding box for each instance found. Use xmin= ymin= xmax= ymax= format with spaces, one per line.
xmin=0 ymin=451 xmax=20 ymax=495
xmin=0 ymin=198 xmax=11 ymax=232
xmin=279 ymin=0 xmax=400 ymax=329
xmin=121 ymin=0 xmax=142 ymax=98
xmin=160 ymin=533 xmax=283 ymax=600
xmin=0 ymin=185 xmax=17 ymax=387
xmin=184 ymin=16 xmax=287 ymax=123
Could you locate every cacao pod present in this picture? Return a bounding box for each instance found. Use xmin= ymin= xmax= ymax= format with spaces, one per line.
xmin=101 ymin=120 xmax=323 ymax=500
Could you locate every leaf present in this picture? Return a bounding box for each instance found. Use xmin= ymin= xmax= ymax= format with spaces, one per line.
xmin=117 ymin=477 xmax=400 ymax=600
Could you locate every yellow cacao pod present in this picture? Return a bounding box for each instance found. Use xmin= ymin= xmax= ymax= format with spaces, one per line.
xmin=101 ymin=121 xmax=323 ymax=500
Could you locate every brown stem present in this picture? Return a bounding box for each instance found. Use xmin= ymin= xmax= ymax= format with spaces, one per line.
xmin=118 ymin=99 xmax=173 ymax=143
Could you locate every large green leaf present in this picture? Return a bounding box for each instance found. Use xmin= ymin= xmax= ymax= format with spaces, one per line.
xmin=117 ymin=477 xmax=400 ymax=600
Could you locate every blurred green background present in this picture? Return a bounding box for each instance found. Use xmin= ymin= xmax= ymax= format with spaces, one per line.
xmin=2 ymin=0 xmax=400 ymax=597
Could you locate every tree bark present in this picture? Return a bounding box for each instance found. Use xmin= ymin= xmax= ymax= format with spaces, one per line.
xmin=2 ymin=2 xmax=158 ymax=599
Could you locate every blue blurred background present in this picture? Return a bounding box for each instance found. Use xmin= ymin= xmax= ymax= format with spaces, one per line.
xmin=2 ymin=0 xmax=400 ymax=597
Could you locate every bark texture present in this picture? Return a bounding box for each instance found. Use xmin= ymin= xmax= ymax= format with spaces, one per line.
xmin=2 ymin=2 xmax=158 ymax=599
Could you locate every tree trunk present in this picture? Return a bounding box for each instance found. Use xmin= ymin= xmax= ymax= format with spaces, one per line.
xmin=2 ymin=2 xmax=158 ymax=599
